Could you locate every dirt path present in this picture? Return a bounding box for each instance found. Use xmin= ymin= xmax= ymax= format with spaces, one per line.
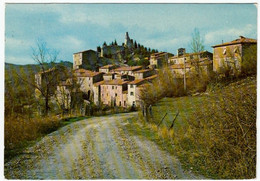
xmin=5 ymin=112 xmax=202 ymax=179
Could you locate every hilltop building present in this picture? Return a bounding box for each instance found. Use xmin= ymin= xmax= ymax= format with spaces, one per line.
xmin=149 ymin=52 xmax=171 ymax=68
xmin=168 ymin=48 xmax=213 ymax=65
xmin=212 ymin=36 xmax=257 ymax=74
xmin=73 ymin=50 xmax=99 ymax=70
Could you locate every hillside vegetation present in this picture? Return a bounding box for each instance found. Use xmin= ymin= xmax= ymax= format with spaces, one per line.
xmin=138 ymin=76 xmax=256 ymax=179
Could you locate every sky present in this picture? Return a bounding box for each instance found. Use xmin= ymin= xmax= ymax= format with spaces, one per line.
xmin=5 ymin=3 xmax=257 ymax=65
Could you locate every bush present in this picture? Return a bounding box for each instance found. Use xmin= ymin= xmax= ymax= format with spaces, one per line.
xmin=173 ymin=82 xmax=256 ymax=179
xmin=5 ymin=116 xmax=61 ymax=150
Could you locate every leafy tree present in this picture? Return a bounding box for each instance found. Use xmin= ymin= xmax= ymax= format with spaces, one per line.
xmin=127 ymin=60 xmax=137 ymax=66
xmin=134 ymin=41 xmax=137 ymax=48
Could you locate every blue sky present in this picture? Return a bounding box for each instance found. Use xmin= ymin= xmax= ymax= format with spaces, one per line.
xmin=5 ymin=3 xmax=257 ymax=65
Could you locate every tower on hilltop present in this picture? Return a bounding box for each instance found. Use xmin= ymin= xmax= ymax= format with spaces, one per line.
xmin=124 ymin=32 xmax=133 ymax=48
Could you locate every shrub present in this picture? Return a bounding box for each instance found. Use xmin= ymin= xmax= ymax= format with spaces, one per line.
xmin=5 ymin=116 xmax=61 ymax=150
xmin=173 ymin=82 xmax=256 ymax=179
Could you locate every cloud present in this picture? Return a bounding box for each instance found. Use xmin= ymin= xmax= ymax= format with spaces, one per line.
xmin=205 ymin=24 xmax=256 ymax=45
xmin=5 ymin=37 xmax=32 ymax=50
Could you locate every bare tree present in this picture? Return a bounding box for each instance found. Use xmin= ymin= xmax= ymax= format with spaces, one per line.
xmin=190 ymin=28 xmax=205 ymax=53
xmin=17 ymin=39 xmax=65 ymax=115
xmin=190 ymin=28 xmax=205 ymax=77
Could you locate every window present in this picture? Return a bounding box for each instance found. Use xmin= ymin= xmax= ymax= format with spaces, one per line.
xmin=119 ymin=101 xmax=121 ymax=106
xmin=130 ymin=92 xmax=134 ymax=96
xmin=115 ymin=93 xmax=117 ymax=97
xmin=124 ymin=101 xmax=126 ymax=106
xmin=130 ymin=85 xmax=134 ymax=88
xmin=112 ymin=86 xmax=114 ymax=89
xmin=223 ymin=48 xmax=226 ymax=55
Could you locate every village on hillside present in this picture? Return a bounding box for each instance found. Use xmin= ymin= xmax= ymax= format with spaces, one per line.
xmin=34 ymin=32 xmax=257 ymax=114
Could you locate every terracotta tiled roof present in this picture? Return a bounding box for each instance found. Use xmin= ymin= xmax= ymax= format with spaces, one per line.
xmin=128 ymin=79 xmax=146 ymax=85
xmin=99 ymin=64 xmax=116 ymax=69
xmin=135 ymin=69 xmax=153 ymax=73
xmin=151 ymin=52 xmax=168 ymax=56
xmin=212 ymin=36 xmax=257 ymax=48
xmin=101 ymin=79 xmax=129 ymax=85
xmin=73 ymin=49 xmax=96 ymax=54
xmin=144 ymin=74 xmax=158 ymax=80
xmin=114 ymin=66 xmax=142 ymax=71
xmin=94 ymin=80 xmax=105 ymax=86
xmin=104 ymin=72 xmax=117 ymax=76
xmin=38 ymin=67 xmax=56 ymax=74
xmin=74 ymin=69 xmax=103 ymax=77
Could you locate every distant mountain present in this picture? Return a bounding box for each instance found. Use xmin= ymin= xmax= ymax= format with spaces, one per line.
xmin=5 ymin=61 xmax=73 ymax=73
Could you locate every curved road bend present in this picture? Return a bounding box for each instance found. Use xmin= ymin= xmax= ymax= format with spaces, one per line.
xmin=5 ymin=112 xmax=202 ymax=179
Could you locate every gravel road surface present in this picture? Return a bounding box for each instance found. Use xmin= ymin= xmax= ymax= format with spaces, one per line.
xmin=5 ymin=112 xmax=202 ymax=179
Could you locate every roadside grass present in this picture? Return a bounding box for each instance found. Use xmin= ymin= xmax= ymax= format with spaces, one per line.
xmin=123 ymin=96 xmax=209 ymax=177
xmin=4 ymin=115 xmax=89 ymax=163
xmin=150 ymin=95 xmax=207 ymax=129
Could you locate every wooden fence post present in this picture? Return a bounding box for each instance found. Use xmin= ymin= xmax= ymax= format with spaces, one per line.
xmin=157 ymin=112 xmax=168 ymax=127
xmin=169 ymin=111 xmax=179 ymax=130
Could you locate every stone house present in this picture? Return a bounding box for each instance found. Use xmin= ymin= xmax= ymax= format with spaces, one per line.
xmin=74 ymin=69 xmax=104 ymax=100
xmin=114 ymin=66 xmax=142 ymax=76
xmin=73 ymin=49 xmax=99 ymax=70
xmin=35 ymin=66 xmax=67 ymax=98
xmin=100 ymin=79 xmax=129 ymax=107
xmin=93 ymin=80 xmax=105 ymax=105
xmin=114 ymin=74 xmax=135 ymax=81
xmin=149 ymin=52 xmax=169 ymax=68
xmin=212 ymin=36 xmax=257 ymax=74
xmin=134 ymin=69 xmax=156 ymax=79
xmin=169 ymin=63 xmax=192 ymax=78
xmin=99 ymin=64 xmax=117 ymax=73
xmin=127 ymin=79 xmax=147 ymax=107
xmin=168 ymin=50 xmax=212 ymax=65
xmin=56 ymin=80 xmax=72 ymax=109
xmin=103 ymin=72 xmax=117 ymax=81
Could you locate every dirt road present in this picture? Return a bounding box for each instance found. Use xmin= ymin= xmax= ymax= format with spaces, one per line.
xmin=5 ymin=112 xmax=202 ymax=179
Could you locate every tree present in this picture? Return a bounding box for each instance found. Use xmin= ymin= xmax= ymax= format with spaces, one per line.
xmin=134 ymin=41 xmax=137 ymax=48
xmin=114 ymin=39 xmax=118 ymax=46
xmin=190 ymin=28 xmax=205 ymax=53
xmin=17 ymin=40 xmax=66 ymax=115
xmin=190 ymin=28 xmax=205 ymax=77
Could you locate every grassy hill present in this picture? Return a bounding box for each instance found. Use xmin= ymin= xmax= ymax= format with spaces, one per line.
xmin=127 ymin=76 xmax=256 ymax=179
